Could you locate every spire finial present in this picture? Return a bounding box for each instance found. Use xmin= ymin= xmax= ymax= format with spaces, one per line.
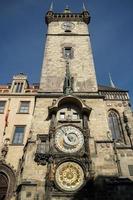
xmin=64 ymin=5 xmax=71 ymax=13
xmin=109 ymin=73 xmax=115 ymax=88
xmin=49 ymin=1 xmax=53 ymax=11
xmin=83 ymin=2 xmax=87 ymax=11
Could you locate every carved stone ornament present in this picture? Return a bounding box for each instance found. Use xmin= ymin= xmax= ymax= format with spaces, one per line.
xmin=1 ymin=144 xmax=8 ymax=159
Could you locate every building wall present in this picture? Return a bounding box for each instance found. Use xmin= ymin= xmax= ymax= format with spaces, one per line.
xmin=0 ymin=95 xmax=35 ymax=170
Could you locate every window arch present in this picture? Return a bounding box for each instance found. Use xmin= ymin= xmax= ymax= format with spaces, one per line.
xmin=108 ymin=110 xmax=122 ymax=140
xmin=0 ymin=163 xmax=16 ymax=200
xmin=0 ymin=172 xmax=8 ymax=200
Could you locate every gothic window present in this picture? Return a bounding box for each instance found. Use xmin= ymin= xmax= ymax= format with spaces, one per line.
xmin=108 ymin=110 xmax=122 ymax=140
xmin=12 ymin=126 xmax=25 ymax=144
xmin=64 ymin=47 xmax=73 ymax=59
xmin=0 ymin=163 xmax=16 ymax=200
xmin=19 ymin=101 xmax=30 ymax=113
xmin=128 ymin=165 xmax=133 ymax=176
xmin=0 ymin=172 xmax=8 ymax=200
xmin=0 ymin=101 xmax=6 ymax=113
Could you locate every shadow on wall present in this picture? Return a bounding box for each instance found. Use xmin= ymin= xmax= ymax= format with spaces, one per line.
xmin=71 ymin=176 xmax=133 ymax=200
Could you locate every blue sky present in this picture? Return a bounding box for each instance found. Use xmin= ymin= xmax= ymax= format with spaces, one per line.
xmin=0 ymin=0 xmax=133 ymax=104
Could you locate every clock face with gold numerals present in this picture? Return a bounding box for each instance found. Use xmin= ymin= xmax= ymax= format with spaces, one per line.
xmin=55 ymin=125 xmax=84 ymax=153
xmin=55 ymin=162 xmax=84 ymax=192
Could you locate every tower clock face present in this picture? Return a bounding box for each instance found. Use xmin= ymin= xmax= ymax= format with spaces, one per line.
xmin=55 ymin=125 xmax=84 ymax=153
xmin=55 ymin=162 xmax=84 ymax=192
xmin=61 ymin=21 xmax=75 ymax=31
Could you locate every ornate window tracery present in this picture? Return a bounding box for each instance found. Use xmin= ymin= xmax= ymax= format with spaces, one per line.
xmin=0 ymin=163 xmax=16 ymax=200
xmin=108 ymin=110 xmax=122 ymax=140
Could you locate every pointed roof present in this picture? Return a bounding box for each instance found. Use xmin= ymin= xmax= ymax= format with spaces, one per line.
xmin=109 ymin=73 xmax=115 ymax=88
xmin=83 ymin=2 xmax=87 ymax=11
xmin=49 ymin=2 xmax=53 ymax=11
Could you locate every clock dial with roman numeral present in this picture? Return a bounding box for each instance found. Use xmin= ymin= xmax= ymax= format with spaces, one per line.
xmin=55 ymin=125 xmax=84 ymax=153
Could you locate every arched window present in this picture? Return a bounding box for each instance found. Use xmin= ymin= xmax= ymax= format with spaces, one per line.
xmin=0 ymin=163 xmax=16 ymax=200
xmin=0 ymin=172 xmax=8 ymax=200
xmin=108 ymin=110 xmax=122 ymax=140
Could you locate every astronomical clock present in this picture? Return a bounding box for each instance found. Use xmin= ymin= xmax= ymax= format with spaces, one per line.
xmin=35 ymin=95 xmax=93 ymax=199
xmin=34 ymin=7 xmax=93 ymax=200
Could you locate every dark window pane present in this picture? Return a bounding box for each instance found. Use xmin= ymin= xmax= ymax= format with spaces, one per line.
xmin=13 ymin=82 xmax=23 ymax=93
xmin=128 ymin=165 xmax=133 ymax=176
xmin=0 ymin=101 xmax=6 ymax=113
xmin=108 ymin=111 xmax=122 ymax=140
xmin=64 ymin=47 xmax=73 ymax=59
xmin=12 ymin=126 xmax=25 ymax=144
xmin=19 ymin=101 xmax=30 ymax=113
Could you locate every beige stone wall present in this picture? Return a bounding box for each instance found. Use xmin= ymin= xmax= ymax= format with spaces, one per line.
xmin=0 ymin=95 xmax=35 ymax=170
xmin=31 ymin=98 xmax=53 ymax=138
xmin=40 ymin=21 xmax=97 ymax=92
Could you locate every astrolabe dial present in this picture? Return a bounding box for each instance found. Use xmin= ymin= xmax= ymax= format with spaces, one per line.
xmin=55 ymin=125 xmax=84 ymax=153
xmin=55 ymin=162 xmax=84 ymax=192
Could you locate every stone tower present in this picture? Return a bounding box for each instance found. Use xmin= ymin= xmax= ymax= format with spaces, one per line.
xmin=40 ymin=7 xmax=97 ymax=93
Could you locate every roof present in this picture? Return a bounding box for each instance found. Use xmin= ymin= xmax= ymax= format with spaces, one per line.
xmin=98 ymin=85 xmax=128 ymax=92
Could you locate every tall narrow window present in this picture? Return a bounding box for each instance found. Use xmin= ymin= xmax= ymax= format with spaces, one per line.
xmin=73 ymin=112 xmax=78 ymax=120
xmin=108 ymin=111 xmax=122 ymax=140
xmin=60 ymin=112 xmax=65 ymax=120
xmin=19 ymin=101 xmax=30 ymax=113
xmin=12 ymin=126 xmax=25 ymax=144
xmin=13 ymin=82 xmax=23 ymax=93
xmin=0 ymin=101 xmax=6 ymax=113
xmin=64 ymin=47 xmax=73 ymax=59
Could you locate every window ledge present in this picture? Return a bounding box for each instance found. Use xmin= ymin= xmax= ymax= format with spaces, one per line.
xmin=58 ymin=119 xmax=81 ymax=123
xmin=16 ymin=112 xmax=29 ymax=114
xmin=9 ymin=144 xmax=24 ymax=146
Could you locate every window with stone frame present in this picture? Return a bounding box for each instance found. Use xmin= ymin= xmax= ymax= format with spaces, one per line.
xmin=128 ymin=165 xmax=133 ymax=176
xmin=0 ymin=101 xmax=6 ymax=113
xmin=19 ymin=101 xmax=30 ymax=113
xmin=58 ymin=105 xmax=80 ymax=121
xmin=12 ymin=125 xmax=25 ymax=144
xmin=63 ymin=47 xmax=73 ymax=59
xmin=108 ymin=110 xmax=123 ymax=140
xmin=12 ymin=82 xmax=24 ymax=93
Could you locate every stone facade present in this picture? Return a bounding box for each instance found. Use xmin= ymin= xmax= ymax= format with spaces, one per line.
xmin=0 ymin=7 xmax=133 ymax=200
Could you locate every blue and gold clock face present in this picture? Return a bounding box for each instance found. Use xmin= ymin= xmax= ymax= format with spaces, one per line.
xmin=55 ymin=125 xmax=84 ymax=153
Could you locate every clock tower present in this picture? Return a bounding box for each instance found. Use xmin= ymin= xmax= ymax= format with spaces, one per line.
xmin=40 ymin=7 xmax=98 ymax=93
xmin=35 ymin=7 xmax=96 ymax=199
